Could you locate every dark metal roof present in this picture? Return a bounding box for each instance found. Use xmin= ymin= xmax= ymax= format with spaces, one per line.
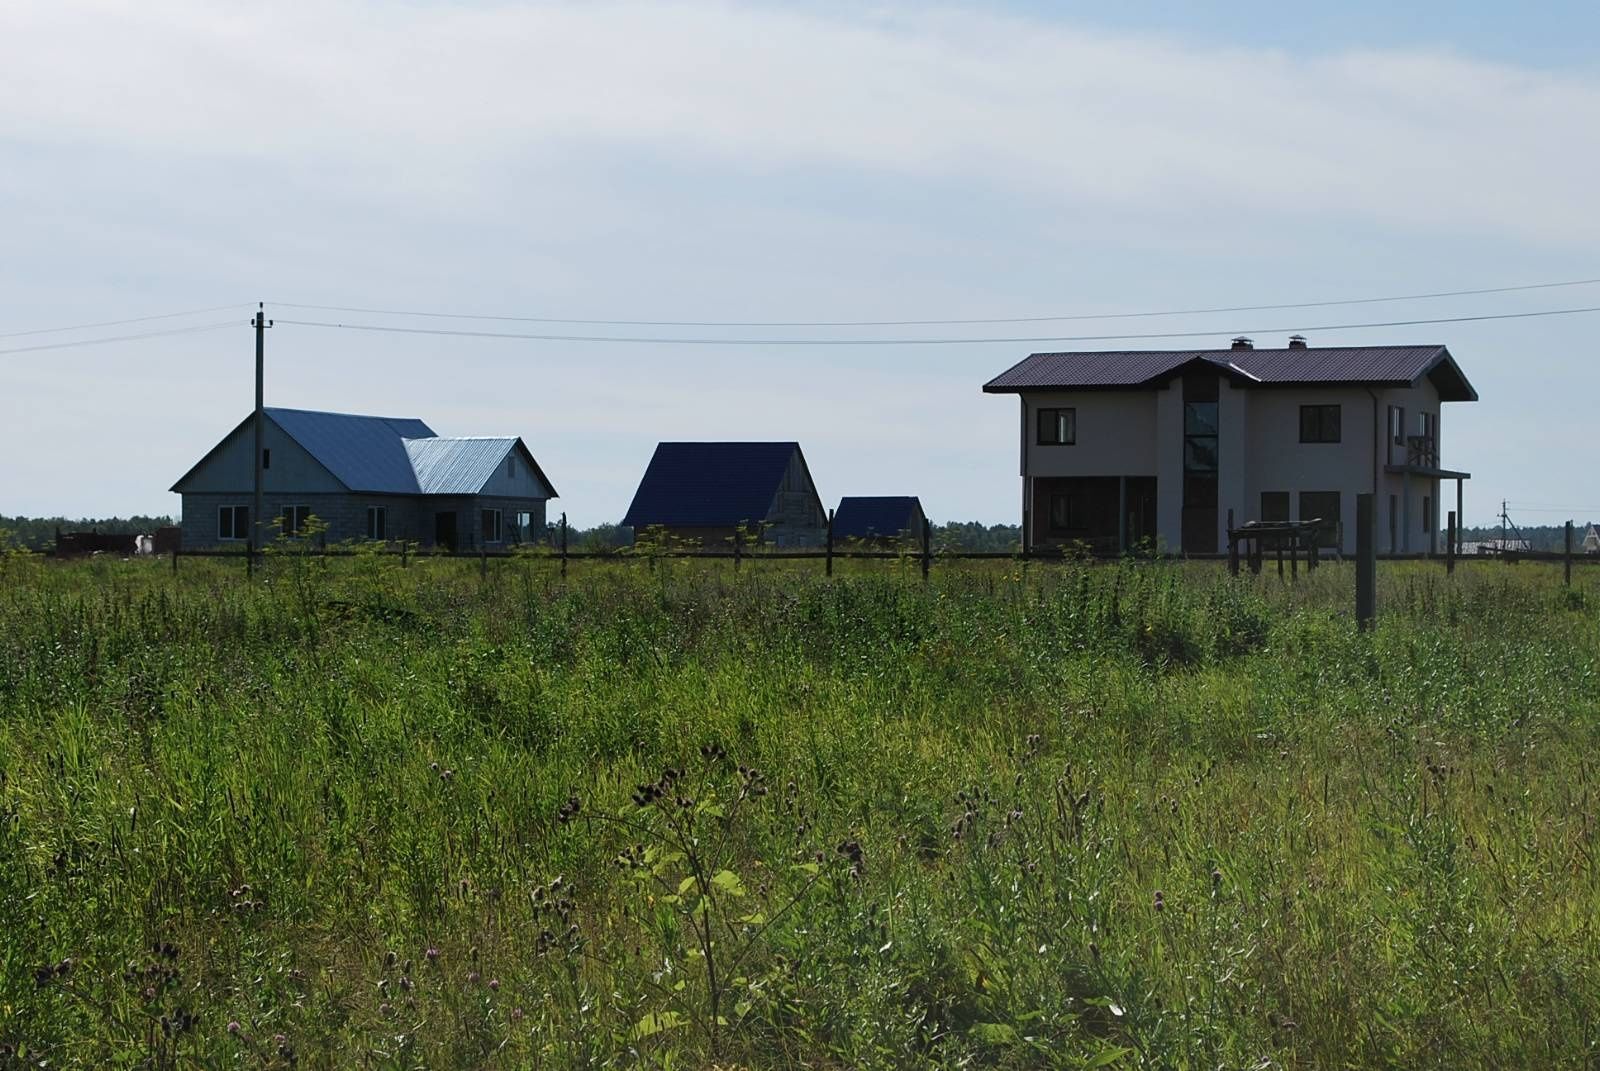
xmin=621 ymin=442 xmax=807 ymax=529
xmin=268 ymin=408 xmax=436 ymax=493
xmin=832 ymin=496 xmax=924 ymax=540
xmin=983 ymin=345 xmax=1477 ymax=401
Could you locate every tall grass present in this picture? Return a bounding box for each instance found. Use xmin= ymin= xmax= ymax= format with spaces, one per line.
xmin=1 ymin=555 xmax=1597 ymax=1068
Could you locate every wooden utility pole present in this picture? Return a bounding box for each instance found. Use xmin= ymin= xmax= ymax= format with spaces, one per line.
xmin=252 ymin=304 xmax=271 ymax=561
xmin=1356 ymin=493 xmax=1376 ymax=630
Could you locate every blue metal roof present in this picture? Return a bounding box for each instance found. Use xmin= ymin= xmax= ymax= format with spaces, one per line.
xmin=621 ymin=442 xmax=801 ymax=528
xmin=267 ymin=408 xmax=435 ymax=493
xmin=405 ymin=437 xmax=517 ymax=495
xmin=832 ymin=496 xmax=924 ymax=540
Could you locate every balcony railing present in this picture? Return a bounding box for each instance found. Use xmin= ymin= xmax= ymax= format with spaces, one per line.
xmin=1405 ymin=434 xmax=1438 ymax=469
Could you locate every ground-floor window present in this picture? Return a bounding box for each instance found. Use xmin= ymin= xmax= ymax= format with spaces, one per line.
xmin=513 ymin=511 xmax=534 ymax=543
xmin=1298 ymin=491 xmax=1341 ymax=548
xmin=1048 ymin=491 xmax=1086 ymax=532
xmin=1260 ymin=491 xmax=1289 ymax=522
xmin=367 ymin=506 xmax=387 ymax=541
xmin=218 ymin=505 xmax=249 ymax=541
xmin=481 ymin=508 xmax=502 ymax=544
xmin=280 ymin=505 xmax=311 ymax=536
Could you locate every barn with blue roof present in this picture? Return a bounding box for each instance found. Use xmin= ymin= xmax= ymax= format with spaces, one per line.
xmin=831 ymin=496 xmax=927 ymax=545
xmin=171 ymin=408 xmax=557 ymax=550
xmin=621 ymin=442 xmax=826 ymax=548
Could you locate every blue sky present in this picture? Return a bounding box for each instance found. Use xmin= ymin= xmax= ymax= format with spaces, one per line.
xmin=2 ymin=1 xmax=1597 ymax=527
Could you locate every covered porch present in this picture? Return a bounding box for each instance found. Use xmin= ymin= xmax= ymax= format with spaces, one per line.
xmin=1027 ymin=476 xmax=1157 ymax=554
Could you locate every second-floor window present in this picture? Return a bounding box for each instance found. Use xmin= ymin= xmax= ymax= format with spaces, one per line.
xmin=1299 ymin=404 xmax=1341 ymax=443
xmin=1037 ymin=408 xmax=1076 ymax=445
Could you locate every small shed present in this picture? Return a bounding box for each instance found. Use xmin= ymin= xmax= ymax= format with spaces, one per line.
xmin=831 ymin=496 xmax=927 ymax=545
xmin=621 ymin=442 xmax=826 ymax=548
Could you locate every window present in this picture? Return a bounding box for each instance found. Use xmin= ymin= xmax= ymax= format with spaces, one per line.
xmin=514 ymin=511 xmax=534 ymax=543
xmin=367 ymin=506 xmax=387 ymax=541
xmin=1298 ymin=491 xmax=1341 ymax=548
xmin=481 ymin=508 xmax=502 ymax=544
xmin=1299 ymin=404 xmax=1341 ymax=443
xmin=218 ymin=505 xmax=249 ymax=541
xmin=1037 ymin=408 xmax=1076 ymax=445
xmin=1260 ymin=492 xmax=1289 ymax=523
xmin=1048 ymin=491 xmax=1086 ymax=532
xmin=262 ymin=448 xmax=271 ymax=470
xmin=1392 ymin=405 xmax=1406 ymax=446
xmin=280 ymin=505 xmax=310 ymax=536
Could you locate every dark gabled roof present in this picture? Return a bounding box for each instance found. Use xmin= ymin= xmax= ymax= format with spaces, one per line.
xmin=832 ymin=496 xmax=924 ymax=540
xmin=621 ymin=442 xmax=806 ymax=529
xmin=983 ymin=345 xmax=1477 ymax=401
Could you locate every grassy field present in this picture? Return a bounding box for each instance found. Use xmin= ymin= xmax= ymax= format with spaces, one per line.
xmin=1 ymin=551 xmax=1597 ymax=1069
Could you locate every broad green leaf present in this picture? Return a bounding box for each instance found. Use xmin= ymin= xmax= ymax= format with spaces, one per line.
xmin=1084 ymin=1044 xmax=1135 ymax=1068
xmin=631 ymin=1011 xmax=686 ymax=1040
xmin=710 ymin=869 xmax=747 ymax=897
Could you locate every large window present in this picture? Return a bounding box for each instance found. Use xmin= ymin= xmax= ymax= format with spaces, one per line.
xmin=1391 ymin=405 xmax=1406 ymax=446
xmin=280 ymin=505 xmax=311 ymax=536
xmin=513 ymin=511 xmax=534 ymax=543
xmin=481 ymin=508 xmax=503 ymax=544
xmin=1298 ymin=491 xmax=1341 ymax=548
xmin=1260 ymin=491 xmax=1289 ymax=523
xmin=1037 ymin=408 xmax=1076 ymax=445
xmin=367 ymin=506 xmax=387 ymax=541
xmin=1048 ymin=491 xmax=1087 ymax=532
xmin=218 ymin=505 xmax=249 ymax=541
xmin=1299 ymin=404 xmax=1341 ymax=443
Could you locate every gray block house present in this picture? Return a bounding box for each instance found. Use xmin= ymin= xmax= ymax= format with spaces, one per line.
xmin=171 ymin=408 xmax=557 ymax=550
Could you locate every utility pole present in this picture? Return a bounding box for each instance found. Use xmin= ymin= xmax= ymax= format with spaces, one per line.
xmin=253 ymin=303 xmax=272 ymax=559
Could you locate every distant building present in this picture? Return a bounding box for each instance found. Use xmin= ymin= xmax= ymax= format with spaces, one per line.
xmin=621 ymin=442 xmax=826 ymax=548
xmin=1584 ymin=524 xmax=1600 ymax=554
xmin=983 ymin=338 xmax=1478 ymax=556
xmin=832 ymin=496 xmax=927 ymax=545
xmin=171 ymin=408 xmax=557 ymax=550
xmin=1458 ymin=538 xmax=1530 ymax=556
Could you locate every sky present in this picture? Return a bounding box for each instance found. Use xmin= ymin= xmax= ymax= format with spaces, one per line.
xmin=2 ymin=1 xmax=1598 ymax=529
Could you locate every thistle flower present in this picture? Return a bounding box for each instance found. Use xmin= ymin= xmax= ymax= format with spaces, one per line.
xmin=425 ymin=947 xmax=440 ymax=964
xmin=1153 ymin=890 xmax=1165 ymax=912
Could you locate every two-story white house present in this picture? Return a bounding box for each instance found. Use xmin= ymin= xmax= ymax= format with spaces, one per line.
xmin=983 ymin=337 xmax=1478 ymax=556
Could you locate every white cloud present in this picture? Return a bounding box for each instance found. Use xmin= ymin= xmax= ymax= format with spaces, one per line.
xmin=3 ymin=1 xmax=1597 ymax=245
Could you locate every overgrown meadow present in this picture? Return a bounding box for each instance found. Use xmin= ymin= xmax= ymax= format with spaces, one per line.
xmin=2 ymin=550 xmax=1598 ymax=1068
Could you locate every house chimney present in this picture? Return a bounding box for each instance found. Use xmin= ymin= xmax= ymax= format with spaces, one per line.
xmin=1288 ymin=334 xmax=1308 ymax=348
xmin=1230 ymin=336 xmax=1253 ymax=350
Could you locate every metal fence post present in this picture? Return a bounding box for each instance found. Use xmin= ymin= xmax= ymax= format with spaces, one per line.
xmin=171 ymin=548 xmax=178 ymax=575
xmin=734 ymin=529 xmax=742 ymax=573
xmin=921 ymin=518 xmax=932 ymax=581
xmin=1356 ymin=493 xmax=1376 ymax=630
xmin=560 ymin=512 xmax=569 ymax=579
xmin=1446 ymin=511 xmax=1456 ymax=576
xmin=1227 ymin=509 xmax=1238 ymax=577
xmin=480 ymin=546 xmax=487 ymax=581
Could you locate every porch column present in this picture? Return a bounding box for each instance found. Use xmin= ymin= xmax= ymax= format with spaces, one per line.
xmin=1118 ymin=476 xmax=1127 ymax=554
xmin=1456 ymin=478 xmax=1463 ymax=541
xmin=1401 ymin=478 xmax=1411 ymax=554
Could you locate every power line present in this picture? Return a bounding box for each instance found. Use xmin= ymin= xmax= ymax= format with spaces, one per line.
xmin=271 ymin=275 xmax=1600 ymax=328
xmin=0 ymin=303 xmax=249 ymax=341
xmin=275 ymin=304 xmax=1600 ymax=347
xmin=0 ymin=320 xmax=242 ymax=357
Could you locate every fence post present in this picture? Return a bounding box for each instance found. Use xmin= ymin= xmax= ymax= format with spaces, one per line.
xmin=1290 ymin=531 xmax=1298 ymax=582
xmin=1227 ymin=509 xmax=1238 ymax=577
xmin=1565 ymin=520 xmax=1573 ymax=586
xmin=401 ymin=541 xmax=408 ymax=568
xmin=1356 ymin=493 xmax=1376 ymax=630
xmin=560 ymin=512 xmax=569 ymax=579
xmin=921 ymin=518 xmax=932 ymax=582
xmin=825 ymin=508 xmax=834 ymax=578
xmin=245 ymin=545 xmax=254 ymax=580
xmin=480 ymin=546 xmax=487 ymax=581
xmin=734 ymin=529 xmax=742 ymax=572
xmin=171 ymin=548 xmax=178 ymax=575
xmin=1446 ymin=511 xmax=1456 ymax=576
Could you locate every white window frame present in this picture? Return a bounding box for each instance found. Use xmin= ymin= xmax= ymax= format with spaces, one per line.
xmin=514 ymin=511 xmax=533 ymax=543
xmin=366 ymin=506 xmax=387 ymax=541
xmin=481 ymin=508 xmax=503 ymax=544
xmin=218 ymin=505 xmax=249 ymax=541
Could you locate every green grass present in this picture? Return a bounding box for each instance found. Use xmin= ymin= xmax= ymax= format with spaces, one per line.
xmin=1 ymin=552 xmax=1598 ymax=1068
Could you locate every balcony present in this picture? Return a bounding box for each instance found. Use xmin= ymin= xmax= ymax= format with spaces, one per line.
xmin=1406 ymin=434 xmax=1438 ymax=469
